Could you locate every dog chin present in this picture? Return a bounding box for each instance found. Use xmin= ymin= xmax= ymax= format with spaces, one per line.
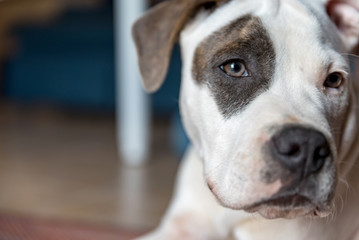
xmin=243 ymin=199 xmax=332 ymax=219
xmin=210 ymin=184 xmax=332 ymax=219
xmin=246 ymin=206 xmax=317 ymax=219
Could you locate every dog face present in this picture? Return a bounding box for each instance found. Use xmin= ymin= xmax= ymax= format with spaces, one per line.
xmin=133 ymin=0 xmax=359 ymax=219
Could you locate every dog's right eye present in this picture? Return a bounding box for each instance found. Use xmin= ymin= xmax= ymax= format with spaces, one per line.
xmin=219 ymin=60 xmax=249 ymax=78
xmin=324 ymin=72 xmax=344 ymax=89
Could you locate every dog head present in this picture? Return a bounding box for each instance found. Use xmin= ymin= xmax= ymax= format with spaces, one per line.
xmin=133 ymin=0 xmax=359 ymax=219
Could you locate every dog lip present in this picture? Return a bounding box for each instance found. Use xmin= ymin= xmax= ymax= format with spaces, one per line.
xmin=245 ymin=194 xmax=313 ymax=212
xmin=241 ymin=193 xmax=332 ymax=219
xmin=260 ymin=194 xmax=311 ymax=207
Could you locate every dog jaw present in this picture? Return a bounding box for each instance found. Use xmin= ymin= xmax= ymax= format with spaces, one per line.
xmin=243 ymin=193 xmax=333 ymax=219
xmin=206 ymin=165 xmax=335 ymax=220
xmin=246 ymin=204 xmax=332 ymax=219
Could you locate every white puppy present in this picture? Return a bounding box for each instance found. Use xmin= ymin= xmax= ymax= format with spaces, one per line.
xmin=133 ymin=0 xmax=359 ymax=239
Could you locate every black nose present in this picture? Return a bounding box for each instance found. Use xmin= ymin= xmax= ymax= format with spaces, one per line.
xmin=271 ymin=126 xmax=331 ymax=178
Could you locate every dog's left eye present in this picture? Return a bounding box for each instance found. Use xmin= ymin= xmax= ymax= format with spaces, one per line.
xmin=220 ymin=60 xmax=249 ymax=78
xmin=324 ymin=72 xmax=343 ymax=88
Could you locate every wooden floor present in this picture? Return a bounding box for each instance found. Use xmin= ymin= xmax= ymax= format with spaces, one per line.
xmin=0 ymin=103 xmax=179 ymax=232
xmin=0 ymin=213 xmax=143 ymax=240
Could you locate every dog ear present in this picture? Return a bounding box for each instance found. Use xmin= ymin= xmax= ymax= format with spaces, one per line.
xmin=327 ymin=0 xmax=359 ymax=54
xmin=132 ymin=0 xmax=222 ymax=93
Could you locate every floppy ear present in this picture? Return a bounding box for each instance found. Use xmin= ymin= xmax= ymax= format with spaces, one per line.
xmin=327 ymin=0 xmax=359 ymax=54
xmin=132 ymin=0 xmax=223 ymax=93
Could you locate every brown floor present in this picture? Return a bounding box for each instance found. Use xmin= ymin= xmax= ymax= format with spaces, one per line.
xmin=0 ymin=103 xmax=179 ymax=232
xmin=0 ymin=213 xmax=143 ymax=240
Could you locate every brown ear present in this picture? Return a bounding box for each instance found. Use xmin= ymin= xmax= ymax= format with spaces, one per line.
xmin=132 ymin=0 xmax=223 ymax=93
xmin=327 ymin=0 xmax=359 ymax=54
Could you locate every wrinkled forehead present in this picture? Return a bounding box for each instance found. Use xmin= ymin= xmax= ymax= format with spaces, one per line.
xmin=181 ymin=0 xmax=344 ymax=62
xmin=180 ymin=0 xmax=350 ymax=119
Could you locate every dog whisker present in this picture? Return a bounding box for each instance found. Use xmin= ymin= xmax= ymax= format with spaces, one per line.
xmin=328 ymin=201 xmax=336 ymax=223
xmin=333 ymin=191 xmax=345 ymax=218
xmin=341 ymin=53 xmax=359 ymax=59
xmin=302 ymin=217 xmax=313 ymax=236
xmin=205 ymin=161 xmax=226 ymax=179
xmin=339 ymin=177 xmax=351 ymax=192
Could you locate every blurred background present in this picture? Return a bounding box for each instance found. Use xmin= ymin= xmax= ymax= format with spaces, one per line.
xmin=0 ymin=0 xmax=186 ymax=236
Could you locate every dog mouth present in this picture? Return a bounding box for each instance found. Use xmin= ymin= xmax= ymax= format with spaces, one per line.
xmin=260 ymin=194 xmax=311 ymax=207
xmin=244 ymin=194 xmax=329 ymax=219
xmin=245 ymin=194 xmax=311 ymax=210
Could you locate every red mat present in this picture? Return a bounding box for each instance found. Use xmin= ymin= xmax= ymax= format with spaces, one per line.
xmin=0 ymin=214 xmax=142 ymax=240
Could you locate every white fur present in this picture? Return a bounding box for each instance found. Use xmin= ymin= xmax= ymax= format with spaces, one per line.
xmin=136 ymin=0 xmax=359 ymax=239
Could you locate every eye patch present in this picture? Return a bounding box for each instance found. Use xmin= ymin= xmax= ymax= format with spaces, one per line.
xmin=192 ymin=15 xmax=276 ymax=117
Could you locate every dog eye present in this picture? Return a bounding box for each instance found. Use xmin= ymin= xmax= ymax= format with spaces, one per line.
xmin=220 ymin=60 xmax=249 ymax=78
xmin=324 ymin=72 xmax=343 ymax=88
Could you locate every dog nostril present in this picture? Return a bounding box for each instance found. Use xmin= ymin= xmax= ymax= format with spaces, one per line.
xmin=274 ymin=138 xmax=302 ymax=156
xmin=273 ymin=138 xmax=305 ymax=171
xmin=286 ymin=144 xmax=301 ymax=156
xmin=310 ymin=145 xmax=330 ymax=173
xmin=317 ymin=146 xmax=330 ymax=158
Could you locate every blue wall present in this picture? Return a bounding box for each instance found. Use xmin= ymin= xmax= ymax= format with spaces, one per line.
xmin=3 ymin=2 xmax=182 ymax=115
xmin=3 ymin=5 xmax=115 ymax=111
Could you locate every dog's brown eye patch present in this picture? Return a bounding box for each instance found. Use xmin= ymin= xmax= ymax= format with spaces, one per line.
xmin=324 ymin=72 xmax=343 ymax=88
xmin=220 ymin=60 xmax=249 ymax=77
xmin=192 ymin=15 xmax=276 ymax=117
